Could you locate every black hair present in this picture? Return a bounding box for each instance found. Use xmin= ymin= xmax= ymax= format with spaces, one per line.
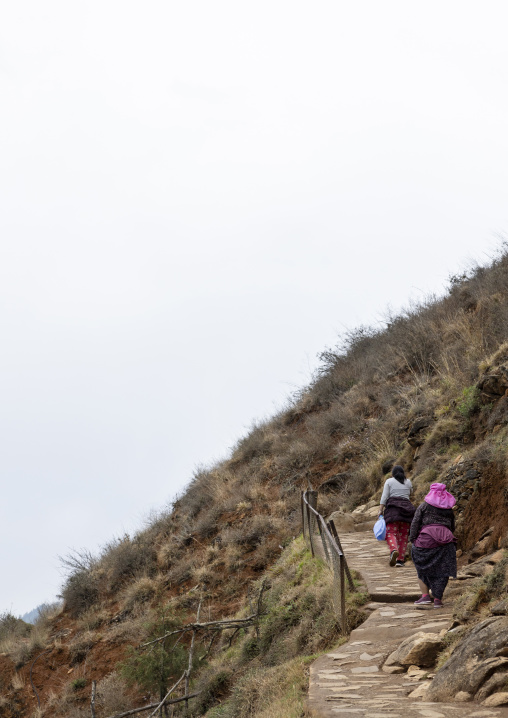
xmin=392 ymin=465 xmax=406 ymax=484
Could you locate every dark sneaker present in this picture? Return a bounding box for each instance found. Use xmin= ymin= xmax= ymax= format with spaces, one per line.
xmin=414 ymin=594 xmax=432 ymax=605
xmin=434 ymin=598 xmax=443 ymax=609
xmin=395 ymin=560 xmax=405 ymax=567
xmin=389 ymin=549 xmax=399 ymax=566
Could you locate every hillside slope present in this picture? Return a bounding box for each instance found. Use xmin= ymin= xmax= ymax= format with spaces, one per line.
xmin=2 ymin=247 xmax=508 ymax=717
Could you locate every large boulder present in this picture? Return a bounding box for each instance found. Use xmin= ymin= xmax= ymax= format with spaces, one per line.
xmin=427 ymin=617 xmax=508 ymax=702
xmin=477 ymin=366 xmax=508 ymax=401
xmin=326 ymin=511 xmax=355 ymax=534
xmin=320 ymin=473 xmax=350 ymax=493
xmin=483 ymin=692 xmax=508 ymax=706
xmin=491 ymin=598 xmax=508 ymax=616
xmin=385 ymin=632 xmax=444 ymax=668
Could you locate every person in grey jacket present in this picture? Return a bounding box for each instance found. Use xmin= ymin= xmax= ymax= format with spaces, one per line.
xmin=379 ymin=465 xmax=415 ymax=566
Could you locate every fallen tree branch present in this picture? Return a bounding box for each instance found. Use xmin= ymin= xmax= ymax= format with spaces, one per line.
xmin=139 ymin=615 xmax=257 ymax=648
xmin=106 ymin=692 xmax=200 ymax=718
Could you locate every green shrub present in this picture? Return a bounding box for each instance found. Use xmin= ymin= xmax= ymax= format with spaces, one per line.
xmin=120 ymin=643 xmax=187 ymax=695
xmin=118 ymin=611 xmax=189 ymax=695
xmin=457 ymin=385 xmax=480 ymax=417
xmin=71 ymin=678 xmax=87 ymax=691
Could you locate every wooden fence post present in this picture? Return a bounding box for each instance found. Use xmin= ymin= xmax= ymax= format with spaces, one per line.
xmin=306 ymin=499 xmax=314 ymax=557
xmin=307 ymin=490 xmax=318 ymax=513
xmin=328 ymin=519 xmax=355 ymax=592
xmin=339 ymin=554 xmax=347 ymax=634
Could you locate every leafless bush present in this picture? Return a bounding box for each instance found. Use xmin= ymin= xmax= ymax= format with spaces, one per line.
xmin=61 ymin=569 xmax=100 ymax=618
xmin=232 ymin=420 xmax=276 ymax=463
xmin=314 ymin=326 xmax=382 ymax=402
xmin=95 ymin=672 xmax=132 ymax=717
xmin=0 ymin=613 xmax=31 ymax=643
xmin=100 ymin=534 xmax=157 ymax=591
xmin=194 ymin=504 xmax=223 ymax=539
xmin=179 ymin=464 xmax=240 ymax=524
xmin=221 ymin=514 xmax=275 ymax=550
xmin=167 ymin=556 xmax=195 ymax=585
xmin=59 ymin=547 xmax=97 ymax=575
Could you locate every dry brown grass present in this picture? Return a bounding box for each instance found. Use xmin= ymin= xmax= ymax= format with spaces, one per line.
xmin=75 ymin=606 xmax=110 ymax=633
xmin=104 ymin=609 xmax=155 ymax=644
xmin=68 ymin=630 xmax=97 ymax=664
xmin=203 ymin=657 xmax=312 ymax=718
xmin=119 ymin=575 xmax=160 ymax=611
xmin=44 ymin=669 xmax=90 ymax=717
xmin=11 ymin=672 xmax=24 ymax=690
xmin=0 ymin=620 xmax=51 ymax=667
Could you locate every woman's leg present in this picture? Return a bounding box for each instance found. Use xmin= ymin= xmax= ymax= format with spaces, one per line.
xmin=397 ymin=522 xmax=410 ymax=561
xmin=385 ymin=523 xmax=398 ymax=553
xmin=417 ymin=578 xmax=429 ymax=594
xmin=411 ymin=548 xmax=430 ymax=599
xmin=428 ymin=575 xmax=449 ymax=600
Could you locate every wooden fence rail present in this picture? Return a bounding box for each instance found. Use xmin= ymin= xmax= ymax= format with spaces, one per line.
xmin=301 ymin=490 xmax=355 ymax=633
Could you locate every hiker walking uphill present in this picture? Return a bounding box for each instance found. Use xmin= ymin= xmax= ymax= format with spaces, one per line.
xmin=379 ymin=465 xmax=416 ymax=566
xmin=410 ymin=483 xmax=457 ymax=609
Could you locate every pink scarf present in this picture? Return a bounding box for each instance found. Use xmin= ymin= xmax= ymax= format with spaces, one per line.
xmin=424 ymin=483 xmax=456 ymax=509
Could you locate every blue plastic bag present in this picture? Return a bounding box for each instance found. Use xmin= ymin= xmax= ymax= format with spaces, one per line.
xmin=373 ymin=514 xmax=386 ymax=541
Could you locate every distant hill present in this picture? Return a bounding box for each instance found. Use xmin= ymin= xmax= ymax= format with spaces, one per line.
xmin=20 ymin=601 xmax=60 ymax=625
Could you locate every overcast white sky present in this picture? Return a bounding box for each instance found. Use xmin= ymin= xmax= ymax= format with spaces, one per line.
xmin=1 ymin=1 xmax=508 ymax=615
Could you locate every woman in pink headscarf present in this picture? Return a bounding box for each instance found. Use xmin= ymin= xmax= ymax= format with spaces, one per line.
xmin=409 ymin=483 xmax=457 ymax=608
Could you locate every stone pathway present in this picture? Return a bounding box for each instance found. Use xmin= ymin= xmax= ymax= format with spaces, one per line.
xmin=339 ymin=533 xmax=421 ymax=602
xmin=307 ymin=531 xmax=508 ymax=718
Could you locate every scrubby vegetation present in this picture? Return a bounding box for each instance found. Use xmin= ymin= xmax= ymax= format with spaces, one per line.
xmin=3 ymin=245 xmax=508 ymax=715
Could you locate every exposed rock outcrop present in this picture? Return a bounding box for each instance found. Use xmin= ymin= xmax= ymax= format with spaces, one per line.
xmin=427 ymin=617 xmax=508 ymax=702
xmin=407 ymin=417 xmax=432 ymax=448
